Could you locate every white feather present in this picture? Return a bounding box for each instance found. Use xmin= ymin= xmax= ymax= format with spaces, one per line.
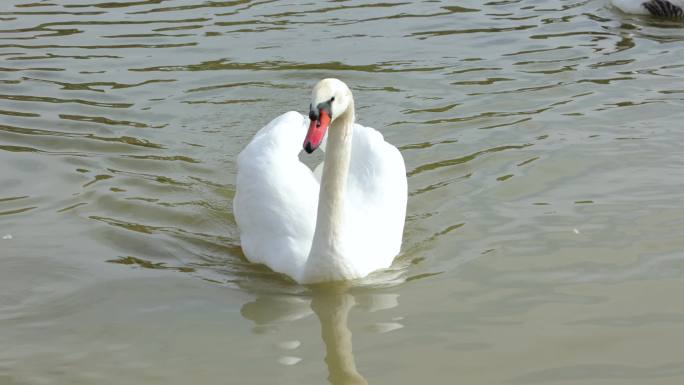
xmin=234 ymin=106 xmax=407 ymax=283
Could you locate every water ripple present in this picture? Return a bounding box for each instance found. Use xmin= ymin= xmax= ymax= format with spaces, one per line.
xmin=2 ymin=2 xmax=684 ymax=382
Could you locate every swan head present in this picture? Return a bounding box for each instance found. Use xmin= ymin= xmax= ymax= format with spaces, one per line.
xmin=304 ymin=78 xmax=353 ymax=154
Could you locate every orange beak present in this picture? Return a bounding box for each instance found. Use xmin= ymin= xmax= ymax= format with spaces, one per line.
xmin=303 ymin=109 xmax=330 ymax=154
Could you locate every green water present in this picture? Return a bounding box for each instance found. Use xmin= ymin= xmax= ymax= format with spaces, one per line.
xmin=2 ymin=1 xmax=684 ymax=384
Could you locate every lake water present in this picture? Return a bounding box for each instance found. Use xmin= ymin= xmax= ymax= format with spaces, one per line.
xmin=2 ymin=0 xmax=684 ymax=384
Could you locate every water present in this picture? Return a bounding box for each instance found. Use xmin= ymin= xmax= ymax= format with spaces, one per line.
xmin=2 ymin=0 xmax=684 ymax=384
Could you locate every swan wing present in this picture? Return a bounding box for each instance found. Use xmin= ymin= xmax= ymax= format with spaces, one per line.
xmin=344 ymin=123 xmax=407 ymax=276
xmin=234 ymin=112 xmax=318 ymax=281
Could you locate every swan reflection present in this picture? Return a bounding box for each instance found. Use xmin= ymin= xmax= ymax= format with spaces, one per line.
xmin=240 ymin=283 xmax=400 ymax=385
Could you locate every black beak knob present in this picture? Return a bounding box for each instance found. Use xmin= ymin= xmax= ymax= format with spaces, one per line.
xmin=309 ymin=106 xmax=319 ymax=121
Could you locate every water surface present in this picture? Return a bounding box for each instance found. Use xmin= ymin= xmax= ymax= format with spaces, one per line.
xmin=2 ymin=1 xmax=684 ymax=384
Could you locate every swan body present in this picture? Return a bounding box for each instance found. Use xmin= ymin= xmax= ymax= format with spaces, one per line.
xmin=611 ymin=0 xmax=684 ymax=17
xmin=234 ymin=79 xmax=407 ymax=284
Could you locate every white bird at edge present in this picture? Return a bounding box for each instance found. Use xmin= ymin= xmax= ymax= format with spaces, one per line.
xmin=611 ymin=0 xmax=684 ymax=17
xmin=233 ymin=79 xmax=407 ymax=284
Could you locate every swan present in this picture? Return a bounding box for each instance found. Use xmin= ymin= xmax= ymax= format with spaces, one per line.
xmin=233 ymin=78 xmax=407 ymax=284
xmin=611 ymin=0 xmax=684 ymax=17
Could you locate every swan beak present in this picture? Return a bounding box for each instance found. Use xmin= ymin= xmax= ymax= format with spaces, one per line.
xmin=304 ymin=109 xmax=330 ymax=154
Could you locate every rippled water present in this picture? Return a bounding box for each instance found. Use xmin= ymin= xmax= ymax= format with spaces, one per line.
xmin=2 ymin=0 xmax=684 ymax=384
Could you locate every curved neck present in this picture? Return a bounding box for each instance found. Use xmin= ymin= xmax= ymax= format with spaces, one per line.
xmin=305 ymin=100 xmax=355 ymax=282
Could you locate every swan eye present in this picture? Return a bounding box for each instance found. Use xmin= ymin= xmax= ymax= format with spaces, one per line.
xmin=330 ymin=97 xmax=335 ymax=102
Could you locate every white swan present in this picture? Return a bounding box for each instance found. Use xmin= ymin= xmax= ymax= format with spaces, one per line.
xmin=611 ymin=0 xmax=684 ymax=17
xmin=234 ymin=79 xmax=407 ymax=284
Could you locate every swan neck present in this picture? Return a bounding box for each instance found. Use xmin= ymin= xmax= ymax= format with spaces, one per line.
xmin=306 ymin=100 xmax=355 ymax=282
